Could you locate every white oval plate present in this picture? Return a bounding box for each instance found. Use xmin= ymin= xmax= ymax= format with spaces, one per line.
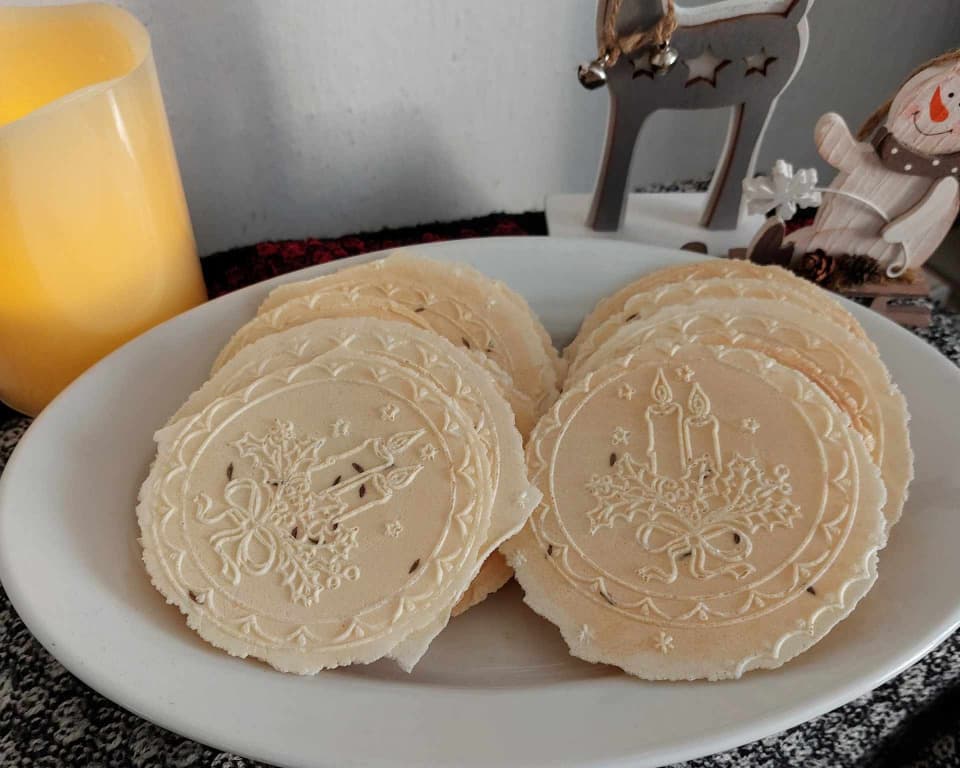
xmin=1 ymin=237 xmax=958 ymax=768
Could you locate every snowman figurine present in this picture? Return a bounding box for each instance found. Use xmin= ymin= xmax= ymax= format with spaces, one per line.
xmin=750 ymin=54 xmax=960 ymax=277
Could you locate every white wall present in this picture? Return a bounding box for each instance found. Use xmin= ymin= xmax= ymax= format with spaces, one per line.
xmin=30 ymin=1 xmax=960 ymax=253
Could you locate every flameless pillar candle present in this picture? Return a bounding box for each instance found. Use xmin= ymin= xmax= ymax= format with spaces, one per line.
xmin=0 ymin=4 xmax=206 ymax=416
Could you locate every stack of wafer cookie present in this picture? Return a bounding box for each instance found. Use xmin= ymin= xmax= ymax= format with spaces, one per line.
xmin=138 ymin=254 xmax=556 ymax=673
xmin=504 ymin=259 xmax=911 ymax=680
xmin=139 ymin=254 xmax=911 ymax=681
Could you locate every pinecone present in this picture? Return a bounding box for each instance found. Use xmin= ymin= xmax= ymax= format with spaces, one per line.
xmin=795 ymin=250 xmax=837 ymax=286
xmin=835 ymin=253 xmax=882 ymax=286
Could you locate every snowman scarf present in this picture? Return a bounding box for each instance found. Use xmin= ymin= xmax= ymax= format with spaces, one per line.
xmin=871 ymin=125 xmax=960 ymax=179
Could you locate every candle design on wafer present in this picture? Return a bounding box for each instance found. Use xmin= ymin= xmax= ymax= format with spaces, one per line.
xmin=195 ymin=419 xmax=427 ymax=606
xmin=586 ymin=368 xmax=801 ymax=584
xmin=683 ymin=383 xmax=721 ymax=472
xmin=644 ymin=369 xmax=684 ymax=477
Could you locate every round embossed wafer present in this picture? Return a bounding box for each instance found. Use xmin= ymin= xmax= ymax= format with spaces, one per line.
xmin=251 ymin=253 xmax=561 ymax=413
xmin=212 ymin=291 xmax=539 ymax=437
xmin=138 ymin=345 xmax=493 ymax=674
xmin=572 ymin=299 xmax=912 ymax=531
xmin=566 ymin=259 xmax=871 ymax=362
xmin=173 ymin=317 xmax=540 ymax=617
xmin=259 ymin=253 xmax=562 ymax=382
xmin=568 ymin=276 xmax=874 ymax=377
xmin=504 ymin=343 xmax=886 ymax=680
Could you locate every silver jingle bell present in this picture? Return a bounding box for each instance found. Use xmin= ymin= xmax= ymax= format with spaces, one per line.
xmin=650 ymin=42 xmax=679 ymax=75
xmin=578 ymin=53 xmax=612 ymax=90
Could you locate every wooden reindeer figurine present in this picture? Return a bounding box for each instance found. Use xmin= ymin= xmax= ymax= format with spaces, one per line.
xmin=752 ymin=52 xmax=960 ymax=277
xmin=581 ymin=0 xmax=813 ymax=232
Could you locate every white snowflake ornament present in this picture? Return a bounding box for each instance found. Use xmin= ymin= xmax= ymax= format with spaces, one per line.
xmin=743 ymin=159 xmax=821 ymax=221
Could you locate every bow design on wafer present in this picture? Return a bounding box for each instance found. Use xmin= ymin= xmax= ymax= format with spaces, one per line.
xmin=196 ymin=419 xmax=425 ymax=605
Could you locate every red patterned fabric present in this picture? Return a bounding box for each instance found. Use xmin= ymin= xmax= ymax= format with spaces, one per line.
xmin=201 ymin=212 xmax=545 ymax=299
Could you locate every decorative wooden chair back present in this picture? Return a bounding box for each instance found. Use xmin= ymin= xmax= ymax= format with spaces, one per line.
xmin=586 ymin=0 xmax=813 ymax=231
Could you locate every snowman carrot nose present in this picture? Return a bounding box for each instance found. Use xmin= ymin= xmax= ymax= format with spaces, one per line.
xmin=930 ymin=85 xmax=950 ymax=123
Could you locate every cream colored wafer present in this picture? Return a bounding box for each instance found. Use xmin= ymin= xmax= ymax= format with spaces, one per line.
xmin=212 ymin=291 xmax=539 ymax=438
xmin=573 ymin=298 xmax=912 ymax=531
xmin=261 ymin=254 xmax=558 ymax=375
xmin=452 ymin=551 xmax=513 ymax=617
xmin=504 ymin=343 xmax=886 ymax=680
xmin=566 ymin=259 xmax=871 ymax=362
xmin=394 ymin=551 xmax=516 ymax=667
xmin=174 ymin=317 xmax=540 ymax=619
xmin=255 ymin=253 xmax=560 ymax=413
xmin=568 ymin=276 xmax=873 ymax=378
xmin=139 ymin=342 xmax=492 ymax=674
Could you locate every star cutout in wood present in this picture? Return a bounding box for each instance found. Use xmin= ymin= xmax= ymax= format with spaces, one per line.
xmin=744 ymin=48 xmax=778 ymax=77
xmin=631 ymin=52 xmax=654 ymax=79
xmin=684 ymin=46 xmax=730 ymax=88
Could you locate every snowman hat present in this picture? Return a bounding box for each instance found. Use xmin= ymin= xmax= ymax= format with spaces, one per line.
xmin=857 ymin=48 xmax=960 ymax=142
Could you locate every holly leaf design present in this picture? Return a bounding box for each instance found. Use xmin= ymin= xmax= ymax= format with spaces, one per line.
xmin=585 ymin=451 xmax=801 ymax=583
xmin=708 ymin=454 xmax=801 ymax=533
xmin=234 ymin=419 xmax=327 ymax=483
xmin=586 ymin=454 xmax=679 ymax=533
